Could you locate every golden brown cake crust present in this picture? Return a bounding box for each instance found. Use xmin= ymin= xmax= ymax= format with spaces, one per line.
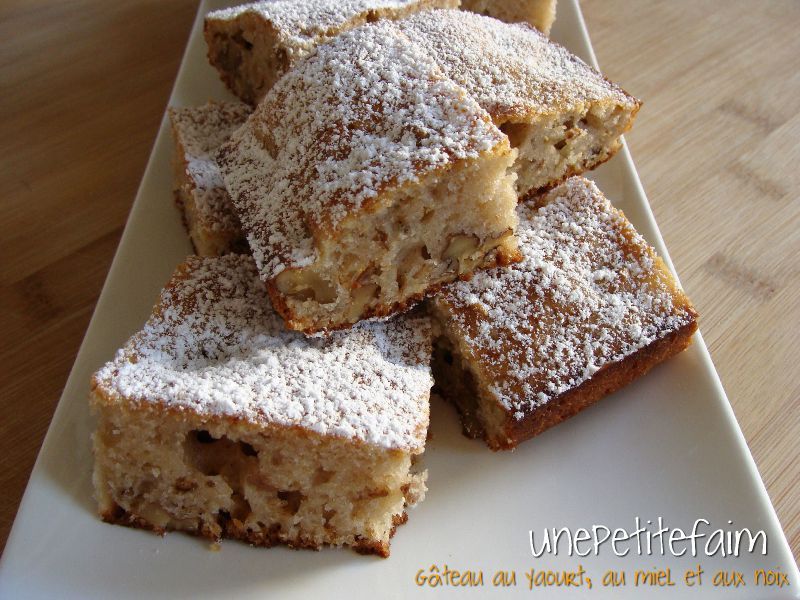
xmin=436 ymin=320 xmax=697 ymax=450
xmin=99 ymin=502 xmax=408 ymax=557
xmin=499 ymin=320 xmax=697 ymax=448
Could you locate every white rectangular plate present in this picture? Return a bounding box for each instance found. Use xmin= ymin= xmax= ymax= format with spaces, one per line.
xmin=1 ymin=1 xmax=797 ymax=598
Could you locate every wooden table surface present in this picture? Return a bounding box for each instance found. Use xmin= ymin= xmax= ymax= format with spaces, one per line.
xmin=1 ymin=0 xmax=797 ymax=563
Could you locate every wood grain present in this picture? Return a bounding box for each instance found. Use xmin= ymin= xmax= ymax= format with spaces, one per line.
xmin=581 ymin=0 xmax=800 ymax=564
xmin=0 ymin=0 xmax=797 ymax=564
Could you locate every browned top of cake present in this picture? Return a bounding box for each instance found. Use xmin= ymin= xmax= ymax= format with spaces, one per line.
xmin=398 ymin=10 xmax=639 ymax=123
xmin=93 ymin=255 xmax=432 ymax=452
xmin=217 ymin=20 xmax=506 ymax=281
xmin=168 ymin=101 xmax=251 ymax=232
xmin=432 ymin=177 xmax=696 ymax=419
xmin=206 ymin=0 xmax=457 ymax=60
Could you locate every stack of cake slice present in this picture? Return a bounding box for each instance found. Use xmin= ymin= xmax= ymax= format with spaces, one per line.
xmin=185 ymin=7 xmax=639 ymax=260
xmin=91 ymin=0 xmax=697 ymax=557
xmin=203 ymin=0 xmax=557 ymax=105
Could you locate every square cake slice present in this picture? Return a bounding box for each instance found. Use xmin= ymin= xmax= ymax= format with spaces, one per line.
xmin=217 ymin=21 xmax=520 ymax=334
xmin=429 ymin=177 xmax=698 ymax=450
xmin=168 ymin=101 xmax=251 ymax=256
xmin=91 ymin=255 xmax=432 ymax=557
xmin=459 ymin=0 xmax=557 ymax=35
xmin=204 ymin=0 xmax=458 ymax=105
xmin=398 ymin=10 xmax=640 ymax=199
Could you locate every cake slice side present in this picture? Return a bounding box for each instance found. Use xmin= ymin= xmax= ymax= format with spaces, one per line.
xmin=168 ymin=101 xmax=251 ymax=256
xmin=429 ymin=177 xmax=698 ymax=450
xmin=91 ymin=393 xmax=427 ymax=557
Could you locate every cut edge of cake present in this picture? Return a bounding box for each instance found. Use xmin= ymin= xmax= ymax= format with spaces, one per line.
xmin=91 ymin=389 xmax=428 ymax=556
xmin=264 ymin=151 xmax=522 ymax=333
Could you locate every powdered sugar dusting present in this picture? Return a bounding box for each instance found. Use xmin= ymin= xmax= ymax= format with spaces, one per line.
xmin=207 ymin=0 xmax=455 ymax=60
xmin=217 ymin=20 xmax=504 ymax=279
xmin=433 ymin=177 xmax=696 ymax=417
xmin=399 ymin=10 xmax=638 ymax=122
xmin=169 ymin=102 xmax=251 ymax=231
xmin=94 ymin=255 xmax=432 ymax=451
